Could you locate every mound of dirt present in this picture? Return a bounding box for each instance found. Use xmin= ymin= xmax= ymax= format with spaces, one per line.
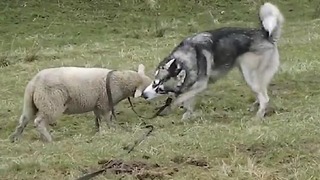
xmin=171 ymin=155 xmax=210 ymax=168
xmin=78 ymin=156 xmax=209 ymax=180
xmin=95 ymin=159 xmax=177 ymax=179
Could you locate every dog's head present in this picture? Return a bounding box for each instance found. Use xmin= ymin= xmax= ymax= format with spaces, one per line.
xmin=141 ymin=58 xmax=187 ymax=100
xmin=133 ymin=64 xmax=153 ymax=98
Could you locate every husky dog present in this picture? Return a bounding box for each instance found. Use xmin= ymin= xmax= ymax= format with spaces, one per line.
xmin=142 ymin=2 xmax=284 ymax=120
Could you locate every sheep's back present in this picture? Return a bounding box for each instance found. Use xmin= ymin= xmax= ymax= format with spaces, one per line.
xmin=32 ymin=67 xmax=112 ymax=115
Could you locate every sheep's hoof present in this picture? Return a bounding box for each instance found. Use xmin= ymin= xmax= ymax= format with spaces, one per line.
xmin=106 ymin=122 xmax=117 ymax=130
xmin=95 ymin=127 xmax=100 ymax=133
xmin=49 ymin=122 xmax=57 ymax=127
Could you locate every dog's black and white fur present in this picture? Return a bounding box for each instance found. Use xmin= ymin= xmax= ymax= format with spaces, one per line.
xmin=142 ymin=2 xmax=284 ymax=120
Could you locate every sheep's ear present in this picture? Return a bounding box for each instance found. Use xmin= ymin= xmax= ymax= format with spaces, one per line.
xmin=134 ymin=88 xmax=142 ymax=98
xmin=137 ymin=64 xmax=145 ymax=75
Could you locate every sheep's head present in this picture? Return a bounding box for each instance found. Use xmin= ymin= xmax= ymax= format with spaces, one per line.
xmin=134 ymin=64 xmax=152 ymax=98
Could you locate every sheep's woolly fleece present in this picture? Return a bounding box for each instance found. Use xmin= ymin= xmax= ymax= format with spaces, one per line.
xmin=9 ymin=64 xmax=152 ymax=142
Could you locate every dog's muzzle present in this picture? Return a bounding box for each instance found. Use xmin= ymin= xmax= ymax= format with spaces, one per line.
xmin=142 ymin=79 xmax=171 ymax=100
xmin=142 ymin=78 xmax=183 ymax=100
xmin=142 ymin=83 xmax=161 ymax=100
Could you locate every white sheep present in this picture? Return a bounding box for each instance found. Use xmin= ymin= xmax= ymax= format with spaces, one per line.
xmin=9 ymin=64 xmax=152 ymax=142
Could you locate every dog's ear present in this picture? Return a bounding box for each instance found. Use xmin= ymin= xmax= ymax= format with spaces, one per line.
xmin=164 ymin=58 xmax=182 ymax=76
xmin=177 ymin=69 xmax=186 ymax=86
xmin=164 ymin=58 xmax=176 ymax=70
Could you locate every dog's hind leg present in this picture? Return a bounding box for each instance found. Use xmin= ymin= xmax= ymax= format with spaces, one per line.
xmin=239 ymin=61 xmax=261 ymax=112
xmin=256 ymin=88 xmax=269 ymax=119
xmin=256 ymin=66 xmax=279 ymax=118
xmin=241 ymin=69 xmax=268 ymax=119
xmin=239 ymin=50 xmax=279 ymax=119
xmin=257 ymin=49 xmax=280 ymax=118
xmin=240 ymin=69 xmax=270 ymax=119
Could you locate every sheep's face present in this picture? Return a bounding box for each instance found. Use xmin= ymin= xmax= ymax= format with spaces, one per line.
xmin=134 ymin=64 xmax=152 ymax=98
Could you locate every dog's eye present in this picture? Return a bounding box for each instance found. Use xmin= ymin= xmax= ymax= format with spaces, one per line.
xmin=153 ymin=80 xmax=160 ymax=85
xmin=156 ymin=85 xmax=166 ymax=94
xmin=152 ymin=80 xmax=161 ymax=88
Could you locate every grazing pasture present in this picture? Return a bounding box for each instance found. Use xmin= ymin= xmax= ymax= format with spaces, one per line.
xmin=1 ymin=0 xmax=320 ymax=179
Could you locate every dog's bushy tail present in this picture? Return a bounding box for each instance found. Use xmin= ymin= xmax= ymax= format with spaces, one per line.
xmin=259 ymin=2 xmax=284 ymax=42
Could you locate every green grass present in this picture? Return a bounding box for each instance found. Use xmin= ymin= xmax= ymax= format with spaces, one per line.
xmin=1 ymin=0 xmax=320 ymax=179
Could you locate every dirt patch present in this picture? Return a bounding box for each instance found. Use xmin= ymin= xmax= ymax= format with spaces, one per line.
xmin=171 ymin=155 xmax=210 ymax=168
xmin=236 ymin=143 xmax=268 ymax=161
xmin=80 ymin=156 xmax=209 ymax=179
xmin=92 ymin=159 xmax=177 ymax=179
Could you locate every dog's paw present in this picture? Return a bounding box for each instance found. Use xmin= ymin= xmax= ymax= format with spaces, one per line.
xmin=248 ymin=106 xmax=256 ymax=112
xmin=255 ymin=110 xmax=266 ymax=120
xmin=8 ymin=133 xmax=18 ymax=143
xmin=248 ymin=101 xmax=259 ymax=112
xmin=40 ymin=134 xmax=53 ymax=143
xmin=181 ymin=111 xmax=195 ymax=121
xmin=158 ymin=106 xmax=171 ymax=116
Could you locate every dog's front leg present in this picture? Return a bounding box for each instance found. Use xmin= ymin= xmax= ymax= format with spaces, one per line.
xmin=158 ymin=93 xmax=176 ymax=116
xmin=173 ymin=79 xmax=208 ymax=120
xmin=181 ymin=97 xmax=196 ymax=120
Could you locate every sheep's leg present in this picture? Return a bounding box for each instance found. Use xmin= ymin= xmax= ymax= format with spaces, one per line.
xmin=95 ymin=116 xmax=101 ymax=132
xmin=94 ymin=109 xmax=115 ymax=131
xmin=102 ymin=111 xmax=116 ymax=129
xmin=34 ymin=115 xmax=52 ymax=142
xmin=93 ymin=110 xmax=102 ymax=132
xmin=108 ymin=111 xmax=114 ymax=123
xmin=33 ymin=105 xmax=63 ymax=142
xmin=9 ymin=114 xmax=31 ymax=142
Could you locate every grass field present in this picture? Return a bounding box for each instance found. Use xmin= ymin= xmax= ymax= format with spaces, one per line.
xmin=1 ymin=0 xmax=320 ymax=179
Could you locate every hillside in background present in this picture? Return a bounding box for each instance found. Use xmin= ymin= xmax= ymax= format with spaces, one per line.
xmin=0 ymin=0 xmax=319 ymax=51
